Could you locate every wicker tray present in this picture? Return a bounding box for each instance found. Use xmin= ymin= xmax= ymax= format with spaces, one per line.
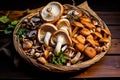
xmin=13 ymin=1 xmax=111 ymax=73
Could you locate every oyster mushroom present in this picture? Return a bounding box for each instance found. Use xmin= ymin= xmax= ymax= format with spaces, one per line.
xmin=50 ymin=30 xmax=72 ymax=55
xmin=56 ymin=18 xmax=72 ymax=36
xmin=38 ymin=23 xmax=57 ymax=46
xmin=41 ymin=1 xmax=64 ymax=23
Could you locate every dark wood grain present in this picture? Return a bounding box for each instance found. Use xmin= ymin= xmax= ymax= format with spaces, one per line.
xmin=96 ymin=12 xmax=120 ymax=25
xmin=73 ymin=56 xmax=120 ymax=78
xmin=108 ymin=39 xmax=120 ymax=54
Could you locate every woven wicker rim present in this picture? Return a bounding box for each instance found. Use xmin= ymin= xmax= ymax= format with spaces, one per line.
xmin=13 ymin=1 xmax=111 ymax=73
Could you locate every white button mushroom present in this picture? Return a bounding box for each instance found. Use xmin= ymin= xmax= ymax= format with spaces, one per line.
xmin=38 ymin=23 xmax=57 ymax=46
xmin=41 ymin=1 xmax=64 ymax=23
xmin=50 ymin=30 xmax=72 ymax=55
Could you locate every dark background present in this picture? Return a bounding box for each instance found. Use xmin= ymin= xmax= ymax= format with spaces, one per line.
xmin=0 ymin=0 xmax=120 ymax=11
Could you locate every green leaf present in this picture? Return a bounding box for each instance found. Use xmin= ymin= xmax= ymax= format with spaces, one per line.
xmin=7 ymin=24 xmax=14 ymax=28
xmin=11 ymin=20 xmax=19 ymax=25
xmin=17 ymin=28 xmax=26 ymax=35
xmin=4 ymin=29 xmax=12 ymax=35
xmin=0 ymin=16 xmax=10 ymax=23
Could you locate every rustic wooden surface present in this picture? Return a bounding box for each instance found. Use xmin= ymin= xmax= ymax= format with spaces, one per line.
xmin=0 ymin=11 xmax=120 ymax=79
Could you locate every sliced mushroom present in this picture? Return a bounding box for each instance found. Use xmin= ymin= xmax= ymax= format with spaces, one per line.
xmin=38 ymin=23 xmax=57 ymax=46
xmin=71 ymin=52 xmax=81 ymax=64
xmin=41 ymin=1 xmax=64 ymax=23
xmin=56 ymin=18 xmax=72 ymax=36
xmin=50 ymin=30 xmax=72 ymax=55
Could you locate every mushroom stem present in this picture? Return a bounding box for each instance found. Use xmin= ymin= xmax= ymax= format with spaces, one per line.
xmin=47 ymin=7 xmax=53 ymax=17
xmin=54 ymin=36 xmax=64 ymax=55
xmin=44 ymin=32 xmax=52 ymax=46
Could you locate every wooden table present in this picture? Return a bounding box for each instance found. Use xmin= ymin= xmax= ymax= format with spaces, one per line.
xmin=0 ymin=11 xmax=120 ymax=79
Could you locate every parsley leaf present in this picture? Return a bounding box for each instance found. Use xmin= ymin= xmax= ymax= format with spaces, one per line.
xmin=51 ymin=50 xmax=68 ymax=65
xmin=0 ymin=16 xmax=10 ymax=23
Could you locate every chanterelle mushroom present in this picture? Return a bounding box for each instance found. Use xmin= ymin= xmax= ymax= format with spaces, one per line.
xmin=41 ymin=1 xmax=64 ymax=23
xmin=38 ymin=23 xmax=57 ymax=46
xmin=50 ymin=30 xmax=72 ymax=55
xmin=56 ymin=18 xmax=72 ymax=36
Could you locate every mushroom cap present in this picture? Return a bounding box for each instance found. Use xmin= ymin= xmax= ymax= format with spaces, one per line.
xmin=56 ymin=18 xmax=72 ymax=36
xmin=80 ymin=28 xmax=91 ymax=36
xmin=72 ymin=21 xmax=84 ymax=28
xmin=50 ymin=30 xmax=72 ymax=46
xmin=92 ymin=32 xmax=102 ymax=39
xmin=101 ymin=28 xmax=111 ymax=36
xmin=99 ymin=37 xmax=110 ymax=43
xmin=84 ymin=47 xmax=96 ymax=58
xmin=38 ymin=23 xmax=57 ymax=43
xmin=41 ymin=1 xmax=64 ymax=23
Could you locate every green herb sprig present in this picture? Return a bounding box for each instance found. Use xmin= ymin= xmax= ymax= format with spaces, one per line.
xmin=52 ymin=50 xmax=68 ymax=65
xmin=0 ymin=15 xmax=19 ymax=35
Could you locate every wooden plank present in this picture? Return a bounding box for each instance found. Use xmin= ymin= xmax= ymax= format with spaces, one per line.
xmin=108 ymin=39 xmax=120 ymax=54
xmin=96 ymin=12 xmax=120 ymax=25
xmin=0 ymin=56 xmax=119 ymax=79
xmin=0 ymin=56 xmax=120 ymax=79
xmin=73 ymin=56 xmax=120 ymax=78
xmin=108 ymin=26 xmax=120 ymax=39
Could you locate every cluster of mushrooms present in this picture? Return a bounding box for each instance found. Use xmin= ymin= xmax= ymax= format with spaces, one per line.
xmin=18 ymin=2 xmax=111 ymax=66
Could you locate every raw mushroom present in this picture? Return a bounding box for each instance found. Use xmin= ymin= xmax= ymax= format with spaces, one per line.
xmin=56 ymin=18 xmax=72 ymax=36
xmin=41 ymin=1 xmax=64 ymax=23
xmin=71 ymin=52 xmax=81 ymax=64
xmin=50 ymin=30 xmax=72 ymax=55
xmin=38 ymin=23 xmax=57 ymax=46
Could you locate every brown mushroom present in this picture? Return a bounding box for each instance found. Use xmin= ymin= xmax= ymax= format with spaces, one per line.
xmin=86 ymin=38 xmax=99 ymax=47
xmin=22 ymin=39 xmax=33 ymax=49
xmin=38 ymin=23 xmax=57 ymax=46
xmin=50 ymin=30 xmax=72 ymax=55
xmin=92 ymin=32 xmax=102 ymax=39
xmin=84 ymin=47 xmax=96 ymax=58
xmin=37 ymin=57 xmax=47 ymax=64
xmin=79 ymin=16 xmax=91 ymax=22
xmin=80 ymin=28 xmax=91 ymax=36
xmin=71 ymin=21 xmax=84 ymax=36
xmin=99 ymin=37 xmax=110 ymax=43
xmin=76 ymin=35 xmax=85 ymax=44
xmin=76 ymin=43 xmax=85 ymax=52
xmin=81 ymin=20 xmax=95 ymax=29
xmin=101 ymin=28 xmax=111 ymax=36
xmin=41 ymin=1 xmax=64 ymax=23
